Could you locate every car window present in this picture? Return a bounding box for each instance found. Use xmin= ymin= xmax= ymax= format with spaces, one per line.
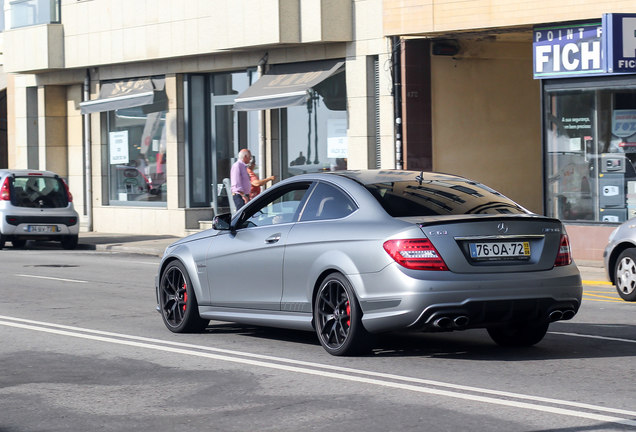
xmin=11 ymin=176 xmax=69 ymax=208
xmin=240 ymin=185 xmax=310 ymax=228
xmin=365 ymin=180 xmax=528 ymax=217
xmin=300 ymin=182 xmax=357 ymax=222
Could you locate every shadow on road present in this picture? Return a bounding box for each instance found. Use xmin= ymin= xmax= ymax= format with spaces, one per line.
xmin=202 ymin=321 xmax=636 ymax=361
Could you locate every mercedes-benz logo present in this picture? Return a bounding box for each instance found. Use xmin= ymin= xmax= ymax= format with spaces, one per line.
xmin=497 ymin=222 xmax=509 ymax=234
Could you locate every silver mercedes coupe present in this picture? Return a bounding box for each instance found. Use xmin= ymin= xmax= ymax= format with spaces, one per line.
xmin=155 ymin=170 xmax=582 ymax=355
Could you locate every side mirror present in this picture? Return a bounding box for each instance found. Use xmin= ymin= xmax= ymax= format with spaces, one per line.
xmin=212 ymin=213 xmax=232 ymax=231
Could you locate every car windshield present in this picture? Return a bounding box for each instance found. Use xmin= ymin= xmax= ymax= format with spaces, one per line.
xmin=11 ymin=176 xmax=69 ymax=208
xmin=365 ymin=180 xmax=527 ymax=217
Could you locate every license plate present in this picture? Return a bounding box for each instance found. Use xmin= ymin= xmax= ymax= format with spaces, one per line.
xmin=469 ymin=241 xmax=530 ymax=259
xmin=27 ymin=225 xmax=57 ymax=233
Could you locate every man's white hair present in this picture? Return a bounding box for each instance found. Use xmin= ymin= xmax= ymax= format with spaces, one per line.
xmin=238 ymin=149 xmax=250 ymax=159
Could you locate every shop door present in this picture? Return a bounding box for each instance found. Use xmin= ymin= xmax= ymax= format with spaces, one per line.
xmin=545 ymin=92 xmax=599 ymax=221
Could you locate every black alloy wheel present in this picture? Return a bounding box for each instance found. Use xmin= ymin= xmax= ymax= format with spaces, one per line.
xmin=614 ymin=249 xmax=636 ymax=301
xmin=487 ymin=321 xmax=549 ymax=347
xmin=314 ymin=272 xmax=368 ymax=356
xmin=159 ymin=260 xmax=208 ymax=333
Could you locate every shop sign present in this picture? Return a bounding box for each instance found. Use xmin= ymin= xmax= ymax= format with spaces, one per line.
xmin=612 ymin=110 xmax=636 ymax=139
xmin=109 ymin=130 xmax=129 ymax=164
xmin=533 ymin=21 xmax=604 ymax=78
xmin=533 ymin=14 xmax=636 ymax=78
xmin=327 ymin=119 xmax=348 ymax=159
xmin=604 ymin=14 xmax=636 ymax=74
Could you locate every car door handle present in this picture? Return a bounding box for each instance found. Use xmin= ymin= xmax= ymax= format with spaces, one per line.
xmin=265 ymin=233 xmax=281 ymax=244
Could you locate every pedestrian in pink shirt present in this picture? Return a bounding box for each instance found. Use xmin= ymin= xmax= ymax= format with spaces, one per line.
xmin=230 ymin=148 xmax=252 ymax=210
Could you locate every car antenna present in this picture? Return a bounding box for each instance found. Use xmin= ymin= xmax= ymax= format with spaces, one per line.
xmin=415 ymin=170 xmax=423 ymax=185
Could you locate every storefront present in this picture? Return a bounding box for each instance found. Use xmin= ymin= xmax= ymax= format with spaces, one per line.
xmin=80 ymin=77 xmax=169 ymax=207
xmin=534 ymin=14 xmax=636 ymax=260
xmin=184 ymin=59 xmax=348 ymax=214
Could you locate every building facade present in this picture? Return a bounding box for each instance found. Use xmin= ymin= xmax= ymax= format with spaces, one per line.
xmin=384 ymin=1 xmax=636 ymax=261
xmin=3 ymin=0 xmax=393 ymax=235
xmin=3 ymin=1 xmax=636 ymax=261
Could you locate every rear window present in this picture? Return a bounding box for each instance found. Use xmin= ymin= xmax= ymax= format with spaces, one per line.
xmin=11 ymin=176 xmax=69 ymax=208
xmin=365 ymin=180 xmax=528 ymax=217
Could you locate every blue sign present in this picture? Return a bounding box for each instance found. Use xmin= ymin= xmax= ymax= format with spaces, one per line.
xmin=533 ymin=21 xmax=604 ymax=78
xmin=533 ymin=14 xmax=636 ymax=79
xmin=604 ymin=13 xmax=636 ymax=74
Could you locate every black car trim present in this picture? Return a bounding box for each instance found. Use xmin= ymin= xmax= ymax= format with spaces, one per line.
xmin=5 ymin=215 xmax=78 ymax=226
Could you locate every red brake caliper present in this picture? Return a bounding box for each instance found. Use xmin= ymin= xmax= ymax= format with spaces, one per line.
xmin=182 ymin=282 xmax=188 ymax=312
xmin=346 ymin=301 xmax=350 ymax=327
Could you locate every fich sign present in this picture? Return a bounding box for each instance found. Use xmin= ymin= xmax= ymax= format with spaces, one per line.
xmin=533 ymin=14 xmax=636 ymax=79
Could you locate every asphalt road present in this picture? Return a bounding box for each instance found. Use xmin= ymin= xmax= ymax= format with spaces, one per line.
xmin=1 ymin=248 xmax=635 ymax=432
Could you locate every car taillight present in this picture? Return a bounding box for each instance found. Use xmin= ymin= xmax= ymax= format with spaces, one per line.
xmin=62 ymin=179 xmax=73 ymax=202
xmin=554 ymin=234 xmax=572 ymax=267
xmin=0 ymin=177 xmax=10 ymax=201
xmin=383 ymin=239 xmax=448 ymax=271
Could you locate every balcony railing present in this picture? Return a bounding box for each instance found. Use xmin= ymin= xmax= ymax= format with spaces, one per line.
xmin=10 ymin=0 xmax=59 ymax=29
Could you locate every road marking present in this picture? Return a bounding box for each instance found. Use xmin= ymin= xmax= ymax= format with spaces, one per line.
xmin=0 ymin=315 xmax=635 ymax=427
xmin=550 ymin=331 xmax=636 ymax=344
xmin=582 ymin=280 xmax=612 ymax=286
xmin=581 ymin=298 xmax=626 ymax=304
xmin=583 ymin=292 xmax=623 ymax=301
xmin=14 ymin=274 xmax=88 ymax=284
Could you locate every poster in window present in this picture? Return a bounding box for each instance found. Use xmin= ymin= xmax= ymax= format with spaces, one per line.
xmin=109 ymin=131 xmax=129 ymax=164
xmin=612 ymin=109 xmax=636 ymax=139
xmin=327 ymin=119 xmax=348 ymax=158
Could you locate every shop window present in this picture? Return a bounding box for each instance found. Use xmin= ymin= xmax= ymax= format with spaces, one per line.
xmin=279 ymin=70 xmax=348 ymax=179
xmin=185 ymin=71 xmax=258 ymax=210
xmin=107 ymin=107 xmax=167 ymax=206
xmin=545 ymin=84 xmax=636 ymax=223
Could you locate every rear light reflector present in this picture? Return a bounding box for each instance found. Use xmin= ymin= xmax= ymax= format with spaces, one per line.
xmin=554 ymin=234 xmax=572 ymax=267
xmin=383 ymin=239 xmax=448 ymax=271
xmin=62 ymin=178 xmax=73 ymax=202
xmin=0 ymin=177 xmax=10 ymax=201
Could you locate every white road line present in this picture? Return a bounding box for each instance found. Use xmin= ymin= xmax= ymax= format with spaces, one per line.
xmin=0 ymin=315 xmax=635 ymax=427
xmin=14 ymin=274 xmax=88 ymax=284
xmin=550 ymin=331 xmax=636 ymax=344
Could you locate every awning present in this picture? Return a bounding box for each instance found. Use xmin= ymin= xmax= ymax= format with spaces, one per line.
xmin=233 ymin=59 xmax=344 ymax=111
xmin=80 ymin=77 xmax=167 ymax=115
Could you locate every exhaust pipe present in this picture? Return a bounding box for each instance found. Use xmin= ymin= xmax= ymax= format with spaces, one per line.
xmin=549 ymin=310 xmax=563 ymax=322
xmin=561 ymin=309 xmax=575 ymax=320
xmin=453 ymin=316 xmax=469 ymax=328
xmin=433 ymin=316 xmax=453 ymax=329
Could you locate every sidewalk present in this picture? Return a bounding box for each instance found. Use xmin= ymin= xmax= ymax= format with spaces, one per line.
xmin=74 ymin=232 xmax=611 ymax=283
xmin=77 ymin=231 xmax=180 ymax=257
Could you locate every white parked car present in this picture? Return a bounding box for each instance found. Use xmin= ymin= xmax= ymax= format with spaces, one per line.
xmin=0 ymin=169 xmax=80 ymax=250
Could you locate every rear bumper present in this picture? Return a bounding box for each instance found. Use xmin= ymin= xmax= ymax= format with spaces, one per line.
xmin=355 ymin=263 xmax=583 ymax=333
xmin=1 ymin=214 xmax=79 ymax=237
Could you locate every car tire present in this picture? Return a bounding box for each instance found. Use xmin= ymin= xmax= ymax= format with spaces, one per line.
xmin=12 ymin=239 xmax=26 ymax=248
xmin=487 ymin=321 xmax=549 ymax=347
xmin=60 ymin=235 xmax=79 ymax=250
xmin=314 ymin=272 xmax=369 ymax=356
xmin=0 ymin=235 xmax=5 ymax=250
xmin=614 ymin=249 xmax=636 ymax=301
xmin=159 ymin=260 xmax=209 ymax=333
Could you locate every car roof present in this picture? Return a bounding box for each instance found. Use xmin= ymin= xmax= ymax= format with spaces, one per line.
xmin=291 ymin=169 xmax=471 ymax=186
xmin=0 ymin=169 xmax=62 ymax=177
